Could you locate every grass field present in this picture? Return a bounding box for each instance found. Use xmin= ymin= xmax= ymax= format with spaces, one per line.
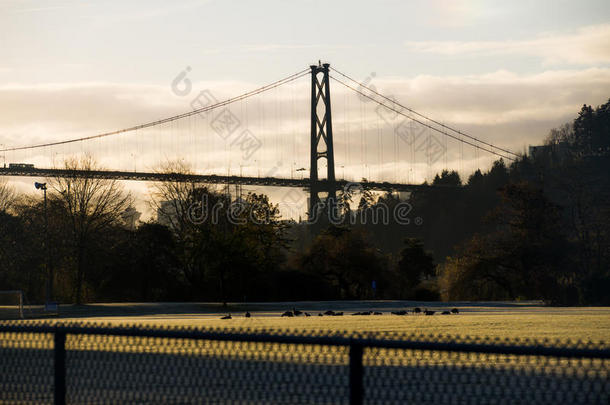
xmin=2 ymin=301 xmax=609 ymax=404
xmin=20 ymin=301 xmax=610 ymax=343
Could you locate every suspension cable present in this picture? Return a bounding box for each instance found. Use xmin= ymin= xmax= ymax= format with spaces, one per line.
xmin=330 ymin=75 xmax=515 ymax=162
xmin=1 ymin=69 xmax=310 ymax=152
xmin=330 ymin=66 xmax=519 ymax=159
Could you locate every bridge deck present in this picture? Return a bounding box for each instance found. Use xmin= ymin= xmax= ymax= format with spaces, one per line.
xmin=0 ymin=167 xmax=458 ymax=192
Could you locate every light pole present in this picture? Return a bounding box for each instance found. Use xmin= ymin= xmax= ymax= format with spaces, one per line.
xmin=35 ymin=182 xmax=52 ymax=304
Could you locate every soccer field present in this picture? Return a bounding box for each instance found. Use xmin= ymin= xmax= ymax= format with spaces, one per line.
xmin=30 ymin=301 xmax=610 ymax=342
xmin=2 ymin=301 xmax=609 ymax=404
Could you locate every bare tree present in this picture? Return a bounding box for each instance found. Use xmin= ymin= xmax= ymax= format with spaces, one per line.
xmin=50 ymin=156 xmax=132 ymax=304
xmin=149 ymin=160 xmax=199 ymax=237
xmin=148 ymin=160 xmax=220 ymax=293
xmin=148 ymin=160 xmax=219 ymax=238
xmin=0 ymin=178 xmax=16 ymax=213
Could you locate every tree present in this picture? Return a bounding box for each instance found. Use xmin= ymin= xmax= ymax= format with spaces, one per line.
xmin=50 ymin=156 xmax=132 ymax=304
xmin=0 ymin=179 xmax=16 ymax=213
xmin=148 ymin=160 xmax=218 ymax=289
xmin=148 ymin=160 xmax=208 ymax=238
xmin=103 ymin=223 xmax=182 ymax=301
xmin=433 ymin=170 xmax=461 ymax=186
xmin=0 ymin=208 xmax=45 ymax=300
xmin=439 ymin=182 xmax=574 ymax=303
xmin=188 ymin=191 xmax=288 ymax=303
xmin=573 ymin=104 xmax=595 ymax=154
xmin=438 ymin=233 xmax=518 ymax=301
xmin=299 ymin=227 xmax=388 ymax=299
xmin=545 ymin=122 xmax=574 ymax=146
xmin=397 ymin=238 xmax=435 ymax=290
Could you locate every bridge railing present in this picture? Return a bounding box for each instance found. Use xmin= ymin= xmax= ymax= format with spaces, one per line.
xmin=1 ymin=322 xmax=608 ymax=405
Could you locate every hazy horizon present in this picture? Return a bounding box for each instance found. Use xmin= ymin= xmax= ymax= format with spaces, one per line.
xmin=2 ymin=0 xmax=610 ymax=219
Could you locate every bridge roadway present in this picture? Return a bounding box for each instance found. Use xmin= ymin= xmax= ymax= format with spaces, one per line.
xmin=0 ymin=167 xmax=454 ymax=192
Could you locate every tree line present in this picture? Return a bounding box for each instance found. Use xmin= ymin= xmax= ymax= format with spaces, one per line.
xmin=0 ymin=100 xmax=608 ymax=305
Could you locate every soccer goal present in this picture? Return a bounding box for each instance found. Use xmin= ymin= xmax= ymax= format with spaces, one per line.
xmin=0 ymin=290 xmax=24 ymax=319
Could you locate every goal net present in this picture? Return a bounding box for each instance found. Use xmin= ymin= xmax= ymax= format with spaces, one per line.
xmin=0 ymin=290 xmax=24 ymax=319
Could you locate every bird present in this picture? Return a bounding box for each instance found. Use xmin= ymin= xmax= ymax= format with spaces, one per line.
xmin=451 ymin=308 xmax=459 ymax=314
xmin=304 ymin=312 xmax=311 ymax=317
xmin=333 ymin=312 xmax=344 ymax=316
xmin=221 ymin=314 xmax=232 ymax=320
xmin=281 ymin=311 xmax=294 ymax=317
xmin=424 ymin=310 xmax=435 ymax=316
xmin=373 ymin=312 xmax=383 ymax=315
xmin=391 ymin=310 xmax=407 ymax=316
xmin=293 ymin=308 xmax=303 ymax=316
xmin=318 ymin=313 xmax=324 ymax=317
xmin=441 ymin=311 xmax=451 ymax=315
xmin=245 ymin=311 xmax=251 ymax=318
xmin=324 ymin=310 xmax=335 ymax=316
xmin=413 ymin=307 xmax=422 ymax=314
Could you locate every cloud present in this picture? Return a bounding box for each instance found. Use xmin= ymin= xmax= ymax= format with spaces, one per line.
xmin=1 ymin=67 xmax=609 ymax=185
xmin=1 ymin=67 xmax=608 ymax=218
xmin=425 ymin=0 xmax=509 ymax=29
xmin=405 ymin=24 xmax=610 ymax=65
xmin=8 ymin=5 xmax=74 ymax=14
xmin=372 ymin=68 xmax=610 ymax=125
xmin=244 ymin=44 xmax=319 ymax=52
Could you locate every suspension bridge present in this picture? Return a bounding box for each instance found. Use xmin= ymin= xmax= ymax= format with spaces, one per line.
xmin=0 ymin=62 xmax=519 ymax=216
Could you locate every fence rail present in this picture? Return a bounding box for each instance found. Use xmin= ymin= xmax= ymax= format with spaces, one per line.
xmin=1 ymin=322 xmax=608 ymax=404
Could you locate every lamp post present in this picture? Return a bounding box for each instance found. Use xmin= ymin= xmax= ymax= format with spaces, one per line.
xmin=35 ymin=182 xmax=52 ymax=304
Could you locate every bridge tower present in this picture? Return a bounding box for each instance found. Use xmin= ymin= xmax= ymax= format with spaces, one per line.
xmin=309 ymin=62 xmax=336 ymax=221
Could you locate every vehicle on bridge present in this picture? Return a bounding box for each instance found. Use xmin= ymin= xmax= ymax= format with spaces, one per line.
xmin=8 ymin=163 xmax=35 ymax=169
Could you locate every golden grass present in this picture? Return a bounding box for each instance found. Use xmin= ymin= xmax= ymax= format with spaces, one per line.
xmin=2 ymin=307 xmax=608 ymax=373
xmin=49 ymin=307 xmax=610 ymax=343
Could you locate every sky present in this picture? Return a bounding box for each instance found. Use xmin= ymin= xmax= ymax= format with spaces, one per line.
xmin=1 ymin=0 xmax=610 ymax=218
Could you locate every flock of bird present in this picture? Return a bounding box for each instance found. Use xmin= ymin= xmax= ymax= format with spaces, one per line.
xmin=220 ymin=307 xmax=460 ymax=319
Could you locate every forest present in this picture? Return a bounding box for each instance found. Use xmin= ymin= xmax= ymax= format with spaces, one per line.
xmin=0 ymin=100 xmax=608 ymax=305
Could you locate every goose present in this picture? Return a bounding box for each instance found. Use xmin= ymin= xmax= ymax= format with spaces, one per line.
xmin=293 ymin=308 xmax=303 ymax=316
xmin=413 ymin=307 xmax=422 ymax=314
xmin=441 ymin=311 xmax=451 ymax=315
xmin=424 ymin=310 xmax=435 ymax=316
xmin=451 ymin=308 xmax=459 ymax=314
xmin=281 ymin=311 xmax=294 ymax=317
xmin=221 ymin=314 xmax=232 ymax=320
xmin=245 ymin=311 xmax=251 ymax=318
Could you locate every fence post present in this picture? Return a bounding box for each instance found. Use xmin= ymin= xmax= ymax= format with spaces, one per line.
xmin=349 ymin=343 xmax=363 ymax=405
xmin=54 ymin=330 xmax=66 ymax=405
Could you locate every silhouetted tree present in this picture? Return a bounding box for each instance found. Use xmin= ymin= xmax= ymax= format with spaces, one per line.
xmin=0 ymin=179 xmax=16 ymax=213
xmin=433 ymin=169 xmax=461 ymax=186
xmin=397 ymin=238 xmax=435 ymax=292
xmin=49 ymin=156 xmax=132 ymax=304
xmin=299 ymin=227 xmax=388 ymax=299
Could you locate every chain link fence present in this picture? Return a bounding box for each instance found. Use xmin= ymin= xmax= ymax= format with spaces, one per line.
xmin=1 ymin=322 xmax=608 ymax=404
